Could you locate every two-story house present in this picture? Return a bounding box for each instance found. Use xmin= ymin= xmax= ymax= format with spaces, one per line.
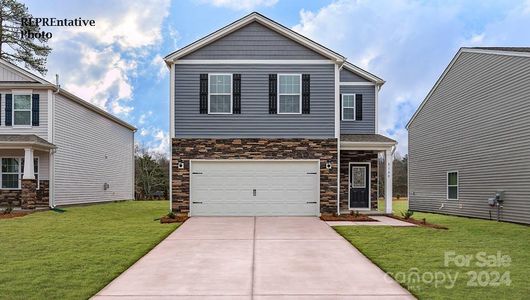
xmin=0 ymin=59 xmax=135 ymax=210
xmin=165 ymin=13 xmax=396 ymax=217
xmin=407 ymin=47 xmax=530 ymax=224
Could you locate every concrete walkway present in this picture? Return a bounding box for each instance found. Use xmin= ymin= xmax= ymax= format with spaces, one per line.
xmin=326 ymin=216 xmax=417 ymax=227
xmin=94 ymin=217 xmax=414 ymax=299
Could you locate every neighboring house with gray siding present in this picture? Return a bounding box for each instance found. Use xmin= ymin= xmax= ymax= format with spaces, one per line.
xmin=407 ymin=47 xmax=530 ymax=224
xmin=0 ymin=59 xmax=135 ymax=209
xmin=165 ymin=12 xmax=397 ymax=217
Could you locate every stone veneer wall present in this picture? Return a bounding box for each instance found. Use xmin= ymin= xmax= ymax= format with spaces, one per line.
xmin=172 ymin=138 xmax=338 ymax=215
xmin=0 ymin=180 xmax=49 ymax=208
xmin=340 ymin=150 xmax=379 ymax=211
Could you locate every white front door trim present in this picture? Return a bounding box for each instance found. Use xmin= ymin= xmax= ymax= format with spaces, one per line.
xmin=348 ymin=162 xmax=371 ymax=211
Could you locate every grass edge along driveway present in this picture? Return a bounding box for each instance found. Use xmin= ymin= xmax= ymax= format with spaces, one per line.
xmin=335 ymin=212 xmax=530 ymax=300
xmin=0 ymin=200 xmax=179 ymax=300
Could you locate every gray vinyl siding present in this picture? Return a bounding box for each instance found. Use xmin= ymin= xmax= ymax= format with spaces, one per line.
xmin=339 ymin=85 xmax=375 ymax=134
xmin=408 ymin=52 xmax=530 ymax=224
xmin=0 ymin=64 xmax=34 ymax=82
xmin=181 ymin=21 xmax=327 ymax=60
xmin=53 ymin=94 xmax=134 ymax=206
xmin=340 ymin=68 xmax=370 ymax=82
xmin=174 ymin=64 xmax=335 ymax=138
xmin=0 ymin=90 xmax=48 ymax=139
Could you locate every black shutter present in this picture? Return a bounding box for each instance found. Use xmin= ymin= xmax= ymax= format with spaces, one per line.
xmin=0 ymin=94 xmax=2 ymax=126
xmin=233 ymin=74 xmax=241 ymax=114
xmin=199 ymin=74 xmax=208 ymax=114
xmin=302 ymin=74 xmax=310 ymax=114
xmin=355 ymin=94 xmax=363 ymax=121
xmin=268 ymin=74 xmax=277 ymax=114
xmin=5 ymin=94 xmax=12 ymax=126
xmin=32 ymin=94 xmax=40 ymax=126
xmin=339 ymin=93 xmax=342 ymax=120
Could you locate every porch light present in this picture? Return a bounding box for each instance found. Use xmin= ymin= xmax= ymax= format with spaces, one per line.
xmin=326 ymin=160 xmax=333 ymax=170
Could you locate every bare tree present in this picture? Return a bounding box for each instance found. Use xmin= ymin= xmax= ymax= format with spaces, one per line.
xmin=135 ymin=144 xmax=168 ymax=199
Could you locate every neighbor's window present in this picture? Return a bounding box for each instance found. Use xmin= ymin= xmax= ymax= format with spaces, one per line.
xmin=342 ymin=94 xmax=355 ymax=120
xmin=447 ymin=171 xmax=458 ymax=200
xmin=0 ymin=157 xmax=39 ymax=189
xmin=209 ymin=74 xmax=232 ymax=114
xmin=13 ymin=94 xmax=32 ymax=125
xmin=278 ymin=74 xmax=301 ymax=114
xmin=1 ymin=158 xmax=20 ymax=189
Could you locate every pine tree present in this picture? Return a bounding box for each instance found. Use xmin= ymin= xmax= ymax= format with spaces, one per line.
xmin=0 ymin=0 xmax=52 ymax=75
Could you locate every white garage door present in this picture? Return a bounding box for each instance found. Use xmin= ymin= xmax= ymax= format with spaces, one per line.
xmin=190 ymin=160 xmax=319 ymax=216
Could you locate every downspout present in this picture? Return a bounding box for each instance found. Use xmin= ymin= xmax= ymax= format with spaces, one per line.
xmin=336 ymin=60 xmax=346 ymax=216
xmin=49 ymin=75 xmax=60 ymax=208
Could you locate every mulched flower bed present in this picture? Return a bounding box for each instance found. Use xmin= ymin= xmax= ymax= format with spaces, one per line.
xmin=389 ymin=215 xmax=448 ymax=229
xmin=160 ymin=215 xmax=188 ymax=223
xmin=0 ymin=211 xmax=31 ymax=220
xmin=320 ymin=214 xmax=377 ymax=222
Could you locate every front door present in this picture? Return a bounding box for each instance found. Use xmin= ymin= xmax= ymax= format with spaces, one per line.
xmin=349 ymin=164 xmax=370 ymax=209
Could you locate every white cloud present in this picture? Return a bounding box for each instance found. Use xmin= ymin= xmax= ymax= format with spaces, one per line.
xmin=200 ymin=0 xmax=278 ymax=10
xmin=151 ymin=54 xmax=168 ymax=80
xmin=45 ymin=0 xmax=171 ymax=117
xmin=139 ymin=111 xmax=153 ymax=125
xmin=292 ymin=0 xmax=530 ymax=154
xmin=139 ymin=128 xmax=150 ymax=136
xmin=146 ymin=129 xmax=170 ymax=156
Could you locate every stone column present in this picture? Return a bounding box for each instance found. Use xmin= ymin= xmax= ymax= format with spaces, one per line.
xmin=21 ymin=148 xmax=37 ymax=209
xmin=21 ymin=179 xmax=37 ymax=209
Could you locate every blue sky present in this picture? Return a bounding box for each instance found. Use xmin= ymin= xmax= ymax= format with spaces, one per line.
xmin=24 ymin=0 xmax=530 ymax=154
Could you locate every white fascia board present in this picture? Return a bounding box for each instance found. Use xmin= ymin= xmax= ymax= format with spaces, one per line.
xmin=342 ymin=61 xmax=385 ymax=85
xmin=0 ymin=59 xmax=51 ymax=85
xmin=340 ymin=141 xmax=397 ymax=151
xmin=164 ymin=13 xmax=345 ymax=64
xmin=174 ymin=60 xmax=334 ymax=64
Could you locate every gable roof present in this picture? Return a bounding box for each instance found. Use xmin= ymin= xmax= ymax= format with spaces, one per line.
xmin=406 ymin=47 xmax=530 ymax=129
xmin=0 ymin=59 xmax=136 ymax=131
xmin=164 ymin=12 xmax=345 ymax=63
xmin=342 ymin=62 xmax=385 ymax=84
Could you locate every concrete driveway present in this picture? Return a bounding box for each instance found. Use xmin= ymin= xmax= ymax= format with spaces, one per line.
xmin=94 ymin=217 xmax=414 ymax=299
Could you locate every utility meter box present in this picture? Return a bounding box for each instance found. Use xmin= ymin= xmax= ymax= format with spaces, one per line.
xmin=488 ymin=197 xmax=496 ymax=206
xmin=496 ymin=190 xmax=505 ymax=203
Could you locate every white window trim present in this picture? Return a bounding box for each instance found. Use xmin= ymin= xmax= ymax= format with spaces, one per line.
xmin=277 ymin=73 xmax=302 ymax=114
xmin=0 ymin=157 xmax=39 ymax=190
xmin=12 ymin=91 xmax=33 ymax=127
xmin=447 ymin=171 xmax=458 ymax=200
xmin=208 ymin=73 xmax=233 ymax=114
xmin=341 ymin=93 xmax=356 ymax=121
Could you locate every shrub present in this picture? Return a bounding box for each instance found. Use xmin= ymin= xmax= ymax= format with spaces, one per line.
xmin=401 ymin=209 xmax=414 ymax=219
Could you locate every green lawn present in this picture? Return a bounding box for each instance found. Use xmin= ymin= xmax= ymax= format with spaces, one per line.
xmin=0 ymin=201 xmax=178 ymax=300
xmin=335 ymin=212 xmax=530 ymax=300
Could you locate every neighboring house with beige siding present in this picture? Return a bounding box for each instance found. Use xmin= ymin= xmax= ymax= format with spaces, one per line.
xmin=407 ymin=47 xmax=530 ymax=224
xmin=0 ymin=59 xmax=135 ymax=209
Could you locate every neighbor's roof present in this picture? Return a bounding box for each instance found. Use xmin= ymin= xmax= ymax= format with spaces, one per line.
xmin=0 ymin=134 xmax=56 ymax=149
xmin=164 ymin=12 xmax=384 ymax=84
xmin=0 ymin=59 xmax=136 ymax=131
xmin=406 ymin=47 xmax=530 ymax=129
xmin=341 ymin=134 xmax=396 ymax=144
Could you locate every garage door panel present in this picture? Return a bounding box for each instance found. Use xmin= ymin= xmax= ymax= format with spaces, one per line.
xmin=190 ymin=161 xmax=319 ymax=216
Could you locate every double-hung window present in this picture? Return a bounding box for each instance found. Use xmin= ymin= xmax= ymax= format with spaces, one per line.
xmin=13 ymin=94 xmax=32 ymax=126
xmin=447 ymin=171 xmax=458 ymax=200
xmin=1 ymin=157 xmax=39 ymax=189
xmin=208 ymin=74 xmax=232 ymax=114
xmin=278 ymin=74 xmax=301 ymax=114
xmin=342 ymin=94 xmax=355 ymax=121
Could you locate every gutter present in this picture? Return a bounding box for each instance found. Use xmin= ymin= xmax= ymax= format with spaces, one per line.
xmin=49 ymin=76 xmax=60 ymax=209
